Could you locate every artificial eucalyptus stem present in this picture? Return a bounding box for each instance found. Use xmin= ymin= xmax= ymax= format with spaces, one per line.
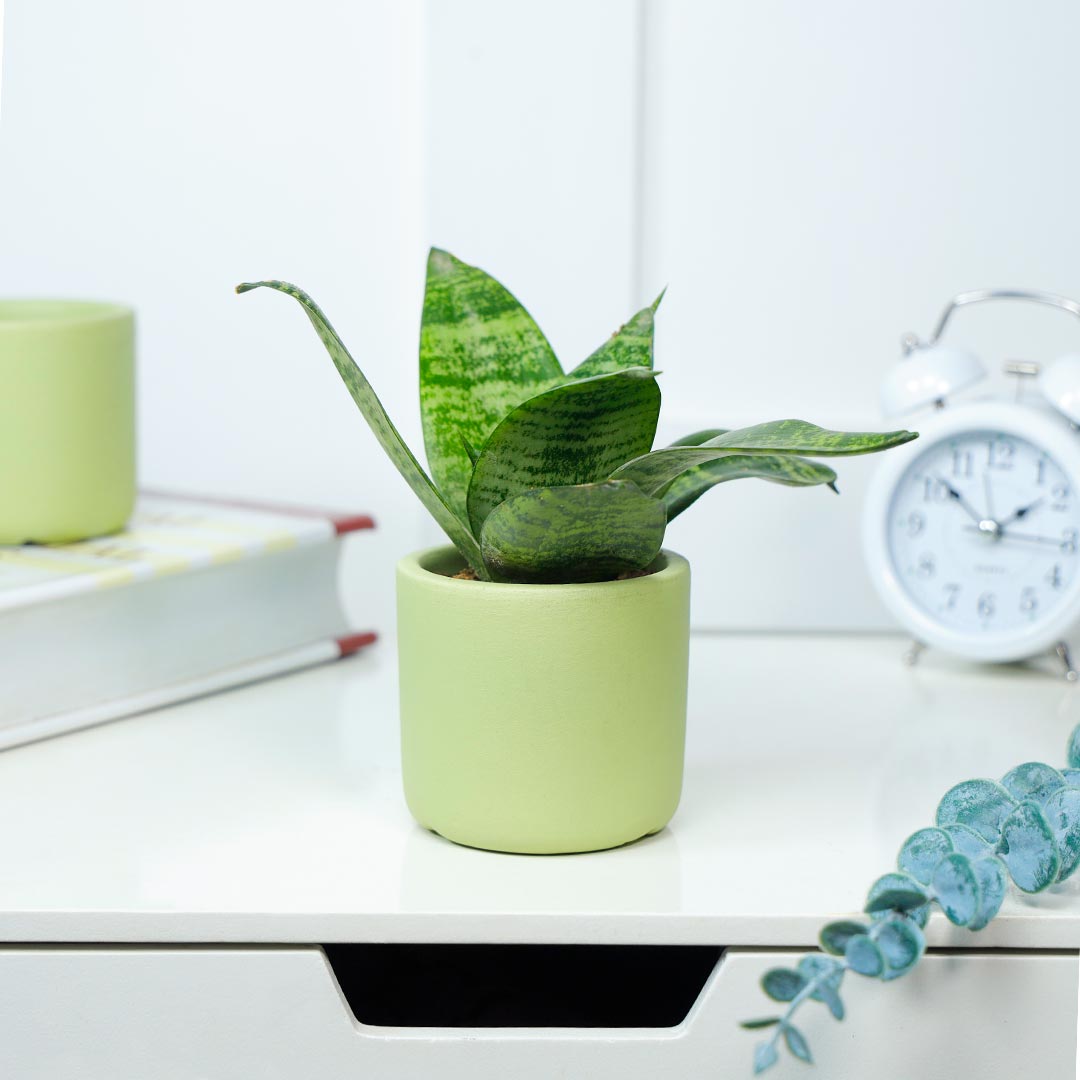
xmin=744 ymin=722 xmax=1080 ymax=1073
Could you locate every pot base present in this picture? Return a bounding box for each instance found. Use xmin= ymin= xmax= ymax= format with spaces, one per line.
xmin=421 ymin=823 xmax=668 ymax=857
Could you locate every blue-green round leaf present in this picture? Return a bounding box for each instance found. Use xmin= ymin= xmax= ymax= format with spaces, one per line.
xmin=798 ymin=954 xmax=844 ymax=1019
xmin=936 ymin=779 xmax=1017 ymax=842
xmin=1000 ymin=800 xmax=1061 ymax=892
xmin=753 ymin=1041 xmax=779 ymax=1074
xmin=1042 ymin=787 xmax=1080 ymax=882
xmin=1001 ymin=762 xmax=1065 ymax=806
xmin=761 ymin=967 xmax=806 ymax=1002
xmin=845 ymin=934 xmax=885 ymax=977
xmin=967 ymin=855 xmax=1008 ymax=931
xmin=819 ymin=920 xmax=869 ymax=956
xmin=1061 ymin=767 xmax=1080 ymax=788
xmin=783 ymin=1024 xmax=813 ymax=1064
xmin=865 ymin=872 xmax=931 ymax=927
xmin=931 ymin=852 xmax=981 ymax=926
xmin=897 ymin=827 xmax=954 ymax=884
xmin=942 ymin=823 xmax=995 ymax=859
xmin=1068 ymin=724 xmax=1080 ymax=769
xmin=875 ymin=915 xmax=926 ymax=981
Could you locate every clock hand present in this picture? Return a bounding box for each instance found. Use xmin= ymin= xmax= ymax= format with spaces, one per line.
xmin=998 ymin=497 xmax=1046 ymax=528
xmin=983 ymin=473 xmax=995 ymax=520
xmin=936 ymin=475 xmax=984 ymax=526
xmin=962 ymin=526 xmax=1063 ymax=547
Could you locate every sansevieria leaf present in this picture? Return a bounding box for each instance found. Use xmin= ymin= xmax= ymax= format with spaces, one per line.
xmin=567 ymin=291 xmax=665 ymax=378
xmin=661 ymin=438 xmax=838 ymax=522
xmin=660 ymin=425 xmax=838 ymax=518
xmin=236 ymin=279 xmax=487 ymax=577
xmin=420 ymin=249 xmax=563 ymax=518
xmin=479 ymin=480 xmax=666 ymax=583
xmin=611 ymin=421 xmax=917 ymax=498
xmin=466 ymin=368 xmax=661 ymax=536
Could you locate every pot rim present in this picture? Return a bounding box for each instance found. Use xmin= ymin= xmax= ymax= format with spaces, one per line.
xmin=0 ymin=299 xmax=133 ymax=331
xmin=398 ymin=545 xmax=689 ymax=593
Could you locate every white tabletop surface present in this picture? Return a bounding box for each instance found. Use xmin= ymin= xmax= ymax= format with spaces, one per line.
xmin=2 ymin=634 xmax=1079 ymax=948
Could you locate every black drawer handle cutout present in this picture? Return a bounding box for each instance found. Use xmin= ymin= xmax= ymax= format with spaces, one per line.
xmin=324 ymin=943 xmax=722 ymax=1028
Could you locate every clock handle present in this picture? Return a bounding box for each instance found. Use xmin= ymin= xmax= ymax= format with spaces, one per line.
xmin=917 ymin=288 xmax=1080 ymax=351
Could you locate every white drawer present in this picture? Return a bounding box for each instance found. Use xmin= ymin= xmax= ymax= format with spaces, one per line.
xmin=0 ymin=946 xmax=1074 ymax=1079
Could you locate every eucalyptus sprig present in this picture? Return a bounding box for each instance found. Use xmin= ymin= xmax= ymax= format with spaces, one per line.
xmin=238 ymin=249 xmax=916 ymax=584
xmin=744 ymin=723 xmax=1080 ymax=1073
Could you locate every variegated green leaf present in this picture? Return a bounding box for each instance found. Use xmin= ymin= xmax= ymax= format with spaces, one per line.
xmin=419 ymin=248 xmax=563 ymax=518
xmin=611 ymin=421 xmax=917 ymax=497
xmin=236 ymin=279 xmax=487 ymax=576
xmin=466 ymin=369 xmax=661 ymax=536
xmin=662 ymin=454 xmax=839 ymax=522
xmin=567 ymin=291 xmax=664 ymax=378
xmin=479 ymin=480 xmax=666 ymax=583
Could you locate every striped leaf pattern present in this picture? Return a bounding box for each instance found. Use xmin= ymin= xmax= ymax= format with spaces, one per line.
xmin=420 ymin=249 xmax=563 ymax=518
xmin=466 ymin=368 xmax=661 ymax=536
xmin=480 ymin=480 xmax=666 ymax=583
xmin=236 ymin=279 xmax=488 ymax=576
xmin=663 ymin=454 xmax=839 ymax=522
xmin=612 ymin=421 xmax=917 ymax=498
xmin=567 ymin=291 xmax=665 ymax=378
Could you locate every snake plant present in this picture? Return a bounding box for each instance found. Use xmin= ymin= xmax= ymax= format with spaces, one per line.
xmin=744 ymin=724 xmax=1080 ymax=1073
xmin=238 ymin=249 xmax=916 ymax=583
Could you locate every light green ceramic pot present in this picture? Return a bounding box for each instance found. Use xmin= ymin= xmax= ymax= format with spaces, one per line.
xmin=397 ymin=546 xmax=690 ymax=854
xmin=0 ymin=300 xmax=135 ymax=544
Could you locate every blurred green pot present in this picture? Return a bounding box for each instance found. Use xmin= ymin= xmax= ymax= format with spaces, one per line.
xmin=397 ymin=546 xmax=690 ymax=854
xmin=0 ymin=300 xmax=135 ymax=544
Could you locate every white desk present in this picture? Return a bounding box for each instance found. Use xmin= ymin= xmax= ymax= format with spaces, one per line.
xmin=1 ymin=636 xmax=1077 ymax=1078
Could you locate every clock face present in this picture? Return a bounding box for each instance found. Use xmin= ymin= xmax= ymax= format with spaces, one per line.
xmin=887 ymin=428 xmax=1080 ymax=638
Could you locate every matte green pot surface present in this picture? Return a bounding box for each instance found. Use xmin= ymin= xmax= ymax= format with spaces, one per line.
xmin=0 ymin=300 xmax=135 ymax=543
xmin=397 ymin=547 xmax=690 ymax=854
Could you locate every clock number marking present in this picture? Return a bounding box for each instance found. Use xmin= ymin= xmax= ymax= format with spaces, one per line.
xmin=922 ymin=477 xmax=949 ymax=503
xmin=987 ymin=439 xmax=1015 ymax=470
xmin=1062 ymin=529 xmax=1078 ymax=554
xmin=916 ymin=552 xmax=935 ymax=578
xmin=951 ymin=449 xmax=973 ymax=478
xmin=977 ymin=592 xmax=996 ymax=619
xmin=1052 ymin=483 xmax=1071 ymax=512
xmin=942 ymin=583 xmax=960 ymax=610
xmin=1036 ymin=457 xmax=1047 ymax=486
xmin=907 ymin=511 xmax=925 ymax=537
xmin=1046 ymin=564 xmax=1063 ymax=590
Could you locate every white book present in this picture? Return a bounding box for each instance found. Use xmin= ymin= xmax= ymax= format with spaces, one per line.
xmin=0 ymin=493 xmax=376 ymax=750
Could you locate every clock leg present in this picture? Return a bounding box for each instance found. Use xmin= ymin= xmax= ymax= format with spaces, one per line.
xmin=1054 ymin=641 xmax=1078 ymax=683
xmin=902 ymin=640 xmax=926 ymax=667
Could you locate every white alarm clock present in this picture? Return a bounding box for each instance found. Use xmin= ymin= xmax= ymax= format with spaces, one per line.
xmin=863 ymin=289 xmax=1080 ymax=674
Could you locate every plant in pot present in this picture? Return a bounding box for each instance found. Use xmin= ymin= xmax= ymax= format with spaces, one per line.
xmin=238 ymin=249 xmax=916 ymax=855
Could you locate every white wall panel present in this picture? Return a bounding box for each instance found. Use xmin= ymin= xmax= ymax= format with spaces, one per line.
xmin=0 ymin=0 xmax=428 ymax=633
xmin=641 ymin=0 xmax=1080 ymax=629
